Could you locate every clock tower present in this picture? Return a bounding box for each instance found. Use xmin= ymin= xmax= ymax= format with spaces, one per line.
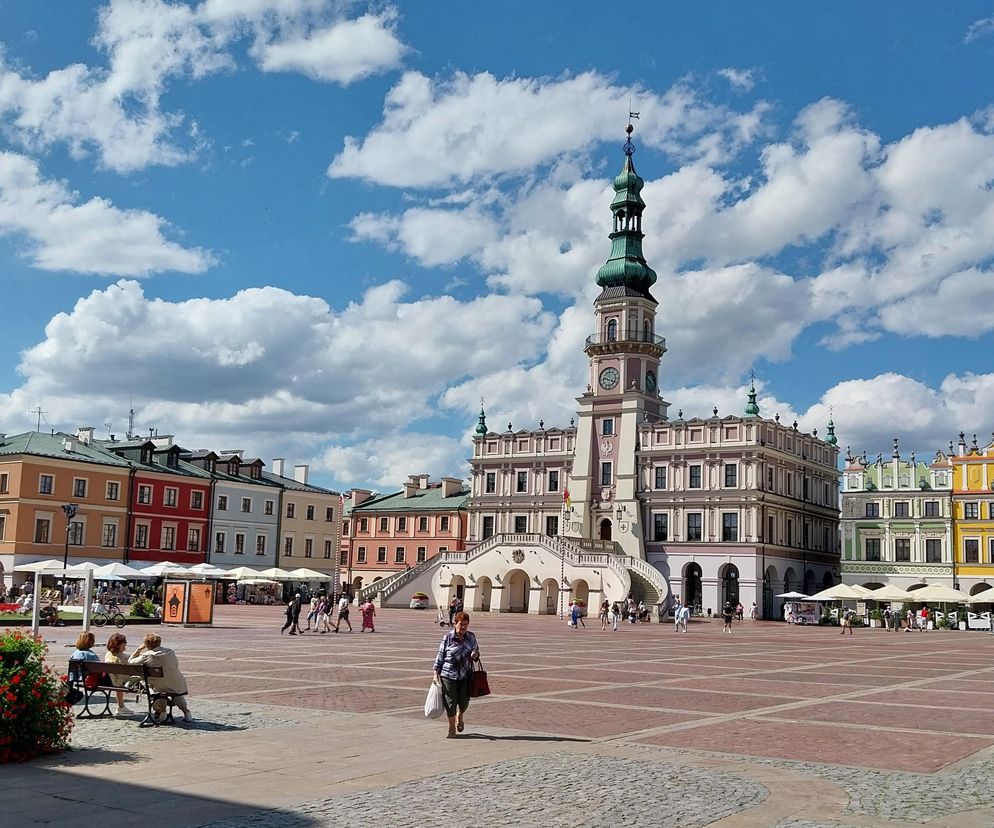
xmin=568 ymin=124 xmax=669 ymax=559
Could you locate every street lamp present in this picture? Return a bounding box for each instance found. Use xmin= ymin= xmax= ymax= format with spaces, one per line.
xmin=61 ymin=503 xmax=77 ymax=569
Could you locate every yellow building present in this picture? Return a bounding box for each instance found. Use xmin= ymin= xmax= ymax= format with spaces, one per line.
xmin=951 ymin=434 xmax=994 ymax=591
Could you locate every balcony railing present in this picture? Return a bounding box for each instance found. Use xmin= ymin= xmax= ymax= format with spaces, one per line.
xmin=585 ymin=331 xmax=666 ymax=349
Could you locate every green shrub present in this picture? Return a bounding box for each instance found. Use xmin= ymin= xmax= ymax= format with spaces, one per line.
xmin=130 ymin=598 xmax=155 ymax=618
xmin=0 ymin=630 xmax=74 ymax=763
xmin=819 ymin=614 xmax=839 ymax=626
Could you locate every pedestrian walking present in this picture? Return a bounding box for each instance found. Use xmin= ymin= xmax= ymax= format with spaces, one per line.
xmin=315 ymin=596 xmax=331 ymax=633
xmin=570 ymin=600 xmax=585 ymax=629
xmin=289 ymin=593 xmax=304 ymax=634
xmin=721 ymin=602 xmax=735 ymax=633
xmin=673 ymin=599 xmax=683 ymax=633
xmin=360 ymin=598 xmax=376 ymax=632
xmin=305 ymin=594 xmax=319 ymax=631
xmin=599 ymin=600 xmax=609 ymax=631
xmin=448 ymin=595 xmax=462 ymax=626
xmin=280 ymin=600 xmax=294 ymax=635
xmin=749 ymin=602 xmax=758 ymax=621
xmin=905 ymin=608 xmax=914 ymax=632
xmin=611 ymin=601 xmax=620 ymax=631
xmin=335 ymin=593 xmax=353 ymax=632
xmin=677 ymin=602 xmax=690 ymax=633
xmin=432 ymin=611 xmax=481 ymax=739
xmin=840 ymin=607 xmax=853 ymax=635
xmin=735 ymin=602 xmax=744 ymax=622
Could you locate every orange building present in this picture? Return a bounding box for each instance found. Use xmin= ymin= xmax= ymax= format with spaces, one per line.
xmin=0 ymin=431 xmax=132 ymax=586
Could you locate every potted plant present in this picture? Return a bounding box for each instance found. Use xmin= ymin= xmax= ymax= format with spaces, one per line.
xmin=868 ymin=609 xmax=882 ymax=628
xmin=409 ymin=592 xmax=429 ymax=610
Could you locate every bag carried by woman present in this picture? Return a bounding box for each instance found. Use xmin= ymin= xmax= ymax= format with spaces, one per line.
xmin=469 ymin=659 xmax=490 ymax=698
xmin=424 ymin=680 xmax=444 ymax=718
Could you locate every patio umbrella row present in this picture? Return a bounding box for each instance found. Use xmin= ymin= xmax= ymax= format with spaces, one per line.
xmin=12 ymin=559 xmax=333 ymax=582
xmin=781 ymin=583 xmax=994 ymax=604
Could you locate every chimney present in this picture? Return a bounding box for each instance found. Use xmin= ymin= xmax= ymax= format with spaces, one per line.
xmin=221 ymin=449 xmax=244 ymax=458
xmin=441 ymin=477 xmax=463 ymax=497
xmin=351 ymin=489 xmax=373 ymax=508
xmin=272 ymin=458 xmax=286 ymax=478
xmin=293 ymin=464 xmax=309 ymax=484
xmin=76 ymin=426 xmax=95 ymax=445
xmin=418 ymin=474 xmax=431 ymax=490
xmin=403 ymin=481 xmax=418 ymax=498
xmin=151 ymin=434 xmax=174 ymax=448
xmin=63 ymin=436 xmax=79 ymax=452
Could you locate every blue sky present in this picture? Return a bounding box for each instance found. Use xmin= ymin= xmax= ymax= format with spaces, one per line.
xmin=1 ymin=1 xmax=994 ymax=490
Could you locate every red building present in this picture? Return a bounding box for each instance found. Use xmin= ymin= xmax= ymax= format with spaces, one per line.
xmin=99 ymin=438 xmax=212 ymax=565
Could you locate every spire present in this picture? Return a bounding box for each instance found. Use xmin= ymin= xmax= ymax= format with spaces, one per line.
xmin=744 ymin=374 xmax=760 ymax=417
xmin=594 ymin=122 xmax=657 ymax=297
xmin=824 ymin=416 xmax=838 ymax=446
xmin=474 ymin=407 xmax=487 ymax=436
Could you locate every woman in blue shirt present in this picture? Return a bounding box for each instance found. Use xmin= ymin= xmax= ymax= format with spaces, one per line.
xmin=69 ymin=631 xmax=100 ymax=662
xmin=432 ymin=611 xmax=480 ymax=738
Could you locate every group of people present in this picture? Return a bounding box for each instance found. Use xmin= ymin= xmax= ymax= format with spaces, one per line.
xmin=281 ymin=592 xmax=377 ymax=635
xmin=69 ymin=631 xmax=192 ymax=722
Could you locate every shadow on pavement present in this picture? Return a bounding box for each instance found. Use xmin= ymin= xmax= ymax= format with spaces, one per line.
xmin=6 ymin=758 xmax=317 ymax=828
xmin=459 ymin=733 xmax=591 ymax=742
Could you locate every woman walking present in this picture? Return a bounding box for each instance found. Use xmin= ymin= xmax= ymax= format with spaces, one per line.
xmin=721 ymin=602 xmax=735 ymax=634
xmin=610 ymin=601 xmax=620 ymax=631
xmin=432 ymin=610 xmax=480 ymax=738
xmin=599 ymin=600 xmax=609 ymax=631
xmin=360 ymin=598 xmax=376 ymax=632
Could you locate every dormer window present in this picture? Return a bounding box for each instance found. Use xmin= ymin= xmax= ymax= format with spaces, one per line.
xmin=229 ymin=462 xmax=239 ymax=476
xmin=141 ymin=448 xmax=152 ymax=464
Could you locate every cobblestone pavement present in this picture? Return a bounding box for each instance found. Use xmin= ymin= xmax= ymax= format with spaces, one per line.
xmin=9 ymin=607 xmax=994 ymax=827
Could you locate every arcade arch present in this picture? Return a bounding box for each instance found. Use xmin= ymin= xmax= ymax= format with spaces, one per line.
xmin=501 ymin=569 xmax=530 ymax=613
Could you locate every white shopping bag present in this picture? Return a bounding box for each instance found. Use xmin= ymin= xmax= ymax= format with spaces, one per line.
xmin=424 ymin=680 xmax=444 ymax=719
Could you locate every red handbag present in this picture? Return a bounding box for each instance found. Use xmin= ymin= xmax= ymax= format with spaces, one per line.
xmin=469 ymin=659 xmax=490 ymax=698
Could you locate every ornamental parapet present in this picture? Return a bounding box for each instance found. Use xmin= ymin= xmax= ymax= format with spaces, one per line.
xmin=842 ymin=562 xmax=953 ymax=576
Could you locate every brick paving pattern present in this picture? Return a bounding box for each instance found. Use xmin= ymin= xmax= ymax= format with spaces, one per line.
xmin=7 ymin=607 xmax=994 ymax=826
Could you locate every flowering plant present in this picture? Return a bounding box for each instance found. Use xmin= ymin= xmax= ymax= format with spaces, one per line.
xmin=0 ymin=630 xmax=74 ymax=763
xmin=0 ymin=604 xmax=21 ymax=613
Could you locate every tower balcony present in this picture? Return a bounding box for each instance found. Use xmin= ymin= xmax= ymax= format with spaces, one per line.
xmin=584 ymin=330 xmax=667 ymax=357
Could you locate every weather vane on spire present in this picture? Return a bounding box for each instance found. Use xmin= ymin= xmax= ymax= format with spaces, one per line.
xmin=624 ymin=100 xmax=639 ymax=155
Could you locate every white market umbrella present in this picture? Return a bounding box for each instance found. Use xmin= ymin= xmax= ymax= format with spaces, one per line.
xmin=289 ymin=568 xmax=330 ymax=580
xmin=138 ymin=561 xmax=189 ymax=577
xmin=807 ymin=584 xmax=867 ymax=602
xmin=849 ymin=584 xmax=875 ymax=598
xmin=94 ymin=562 xmax=151 ymax=579
xmin=966 ymin=587 xmax=994 ymax=604
xmin=14 ymin=559 xmax=67 ymax=572
xmin=64 ymin=562 xmax=101 ymax=575
xmin=255 ymin=567 xmax=297 ymax=580
xmin=865 ymin=585 xmax=915 ymax=602
xmin=226 ymin=566 xmax=265 ymax=580
xmin=185 ymin=563 xmax=229 ymax=578
xmin=775 ymin=591 xmax=811 ymax=599
xmin=238 ymin=578 xmax=280 ymax=586
xmin=907 ymin=584 xmax=971 ymax=603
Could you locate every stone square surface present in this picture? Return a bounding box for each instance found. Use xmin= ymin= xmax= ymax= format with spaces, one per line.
xmin=8 ymin=607 xmax=994 ymax=827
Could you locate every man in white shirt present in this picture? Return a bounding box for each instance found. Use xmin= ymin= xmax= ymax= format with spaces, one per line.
xmin=335 ymin=594 xmax=353 ymax=632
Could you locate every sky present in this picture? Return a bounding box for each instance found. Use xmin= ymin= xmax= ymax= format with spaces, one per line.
xmin=2 ymin=1 xmax=994 ymax=491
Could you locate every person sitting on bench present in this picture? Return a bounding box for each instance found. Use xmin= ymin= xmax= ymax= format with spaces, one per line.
xmin=128 ymin=633 xmax=193 ymax=723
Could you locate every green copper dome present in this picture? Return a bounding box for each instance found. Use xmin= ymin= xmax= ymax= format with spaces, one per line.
xmin=474 ymin=408 xmax=488 ymax=436
xmin=744 ymin=381 xmax=760 ymax=417
xmin=595 ymin=132 xmax=657 ymax=294
xmin=825 ymin=417 xmax=838 ymax=446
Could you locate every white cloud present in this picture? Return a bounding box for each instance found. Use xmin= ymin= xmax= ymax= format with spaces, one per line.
xmin=328 ymin=70 xmax=770 ymax=188
xmin=314 ymin=433 xmax=468 ymax=489
xmin=0 ymin=151 xmax=213 ymax=274
xmin=0 ymin=278 xmax=555 ymax=486
xmin=0 ymin=1 xmax=407 ymax=172
xmin=252 ymin=11 xmax=406 ymax=84
xmin=717 ymin=67 xmax=756 ymax=91
xmin=965 ymin=16 xmax=994 ymax=43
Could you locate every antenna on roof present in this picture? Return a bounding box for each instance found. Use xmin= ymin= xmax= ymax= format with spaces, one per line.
xmin=29 ymin=405 xmax=48 ymax=432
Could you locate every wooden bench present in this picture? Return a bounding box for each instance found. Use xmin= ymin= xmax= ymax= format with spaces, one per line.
xmin=67 ymin=661 xmax=187 ymax=727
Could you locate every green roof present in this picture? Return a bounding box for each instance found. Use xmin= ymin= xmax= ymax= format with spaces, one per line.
xmin=352 ymin=486 xmax=469 ymax=513
xmin=0 ymin=431 xmax=132 ymax=468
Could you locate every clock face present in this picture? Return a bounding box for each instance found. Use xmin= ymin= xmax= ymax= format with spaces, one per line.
xmin=646 ymin=370 xmax=657 ymax=393
xmin=599 ymin=367 xmax=620 ymax=390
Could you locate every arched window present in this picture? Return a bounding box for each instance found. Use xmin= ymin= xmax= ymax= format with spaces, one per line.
xmin=606 ymin=319 xmax=617 ymax=342
xmin=643 ymin=319 xmax=651 ymax=341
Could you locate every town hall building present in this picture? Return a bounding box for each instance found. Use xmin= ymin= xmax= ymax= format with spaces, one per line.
xmin=360 ymin=126 xmax=841 ymax=619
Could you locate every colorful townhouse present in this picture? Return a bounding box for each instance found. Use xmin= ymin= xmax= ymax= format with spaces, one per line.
xmin=265 ymin=459 xmax=341 ymax=583
xmin=345 ymin=475 xmax=469 ymax=596
xmin=950 ymin=433 xmax=994 ymax=594
xmin=181 ymin=450 xmax=283 ymax=568
xmin=0 ymin=430 xmax=132 ymax=580
xmin=98 ymin=434 xmax=212 ymax=565
xmin=840 ymin=441 xmax=954 ymax=592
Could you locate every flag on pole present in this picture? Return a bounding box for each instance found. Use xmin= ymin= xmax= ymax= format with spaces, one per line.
xmin=562 ymin=487 xmax=571 ymax=511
